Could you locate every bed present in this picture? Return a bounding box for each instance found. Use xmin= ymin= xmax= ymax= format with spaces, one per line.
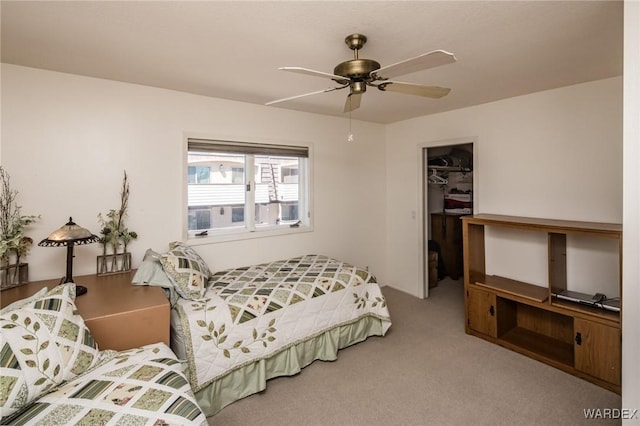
xmin=134 ymin=247 xmax=392 ymax=417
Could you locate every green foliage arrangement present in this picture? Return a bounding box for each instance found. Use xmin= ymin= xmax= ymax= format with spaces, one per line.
xmin=97 ymin=171 xmax=138 ymax=257
xmin=0 ymin=166 xmax=40 ymax=268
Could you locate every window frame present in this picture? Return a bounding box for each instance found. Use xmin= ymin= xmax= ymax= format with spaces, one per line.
xmin=183 ymin=136 xmax=313 ymax=244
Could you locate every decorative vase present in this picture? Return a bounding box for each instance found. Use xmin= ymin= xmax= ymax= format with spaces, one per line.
xmin=96 ymin=252 xmax=132 ymax=276
xmin=0 ymin=262 xmax=29 ymax=290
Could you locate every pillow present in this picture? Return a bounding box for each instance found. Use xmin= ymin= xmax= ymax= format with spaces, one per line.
xmin=0 ymin=287 xmax=48 ymax=314
xmin=160 ymin=242 xmax=211 ymax=300
xmin=132 ymin=249 xmax=181 ymax=306
xmin=132 ymin=249 xmax=174 ymax=288
xmin=0 ymin=283 xmax=100 ymax=419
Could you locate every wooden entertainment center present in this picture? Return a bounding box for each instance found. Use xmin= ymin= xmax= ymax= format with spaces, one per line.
xmin=462 ymin=214 xmax=622 ymax=393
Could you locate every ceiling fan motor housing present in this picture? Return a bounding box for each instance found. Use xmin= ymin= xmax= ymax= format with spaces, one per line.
xmin=333 ymin=59 xmax=381 ymax=80
xmin=333 ymin=33 xmax=381 ymax=81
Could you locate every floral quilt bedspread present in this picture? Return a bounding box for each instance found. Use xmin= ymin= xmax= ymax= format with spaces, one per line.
xmin=174 ymin=254 xmax=392 ymax=392
xmin=3 ymin=343 xmax=207 ymax=425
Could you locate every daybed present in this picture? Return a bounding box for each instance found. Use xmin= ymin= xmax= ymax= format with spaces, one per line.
xmin=133 ymin=245 xmax=392 ymax=416
xmin=0 ymin=283 xmax=208 ymax=425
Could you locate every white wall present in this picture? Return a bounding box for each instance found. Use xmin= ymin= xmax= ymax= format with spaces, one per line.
xmin=622 ymin=0 xmax=640 ymax=416
xmin=0 ymin=64 xmax=387 ymax=283
xmin=386 ymin=77 xmax=622 ymax=297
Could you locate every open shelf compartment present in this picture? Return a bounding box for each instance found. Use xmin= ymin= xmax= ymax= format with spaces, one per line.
xmin=496 ymin=297 xmax=574 ymax=367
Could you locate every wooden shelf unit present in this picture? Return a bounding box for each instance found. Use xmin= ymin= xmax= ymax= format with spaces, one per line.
xmin=462 ymin=214 xmax=622 ymax=393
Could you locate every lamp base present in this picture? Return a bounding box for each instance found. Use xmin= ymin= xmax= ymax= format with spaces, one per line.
xmin=59 ymin=277 xmax=88 ymax=297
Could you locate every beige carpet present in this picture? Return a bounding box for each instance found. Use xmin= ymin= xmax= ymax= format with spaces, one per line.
xmin=207 ymin=279 xmax=621 ymax=425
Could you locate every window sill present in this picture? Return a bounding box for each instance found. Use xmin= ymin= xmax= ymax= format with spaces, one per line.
xmin=186 ymin=224 xmax=313 ymax=245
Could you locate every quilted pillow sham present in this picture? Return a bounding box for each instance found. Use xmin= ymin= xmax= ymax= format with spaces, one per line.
xmin=132 ymin=248 xmax=181 ymax=306
xmin=160 ymin=242 xmax=212 ymax=300
xmin=132 ymin=248 xmax=174 ymax=288
xmin=0 ymin=283 xmax=100 ymax=419
xmin=2 ymin=343 xmax=208 ymax=426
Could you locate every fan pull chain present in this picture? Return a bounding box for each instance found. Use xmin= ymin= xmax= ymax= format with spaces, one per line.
xmin=347 ymin=98 xmax=354 ymax=142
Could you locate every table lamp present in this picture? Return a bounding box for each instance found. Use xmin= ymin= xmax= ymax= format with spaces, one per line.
xmin=38 ymin=217 xmax=100 ymax=296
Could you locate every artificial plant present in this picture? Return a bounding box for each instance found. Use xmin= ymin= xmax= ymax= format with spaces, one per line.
xmin=97 ymin=171 xmax=138 ymax=271
xmin=0 ymin=166 xmax=39 ymax=283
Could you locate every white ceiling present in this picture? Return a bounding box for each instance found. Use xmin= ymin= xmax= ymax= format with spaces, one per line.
xmin=1 ymin=1 xmax=623 ymax=124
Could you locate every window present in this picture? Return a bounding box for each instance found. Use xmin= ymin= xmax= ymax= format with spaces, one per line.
xmin=281 ymin=166 xmax=298 ymax=183
xmin=188 ymin=166 xmax=211 ymax=184
xmin=231 ymin=167 xmax=244 ymax=184
xmin=187 ymin=138 xmax=310 ymax=239
xmin=281 ymin=203 xmax=298 ymax=221
xmin=231 ymin=206 xmax=244 ymax=223
xmin=188 ymin=208 xmax=211 ymax=230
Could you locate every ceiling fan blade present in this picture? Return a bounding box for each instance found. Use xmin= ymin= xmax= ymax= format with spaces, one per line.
xmin=279 ymin=67 xmax=350 ymax=84
xmin=378 ymin=81 xmax=451 ymax=98
xmin=265 ymin=87 xmax=344 ymax=106
xmin=372 ymin=50 xmax=456 ymax=80
xmin=343 ymin=93 xmax=362 ymax=113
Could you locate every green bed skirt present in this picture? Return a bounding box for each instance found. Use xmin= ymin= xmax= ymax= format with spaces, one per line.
xmin=195 ymin=315 xmax=389 ymax=417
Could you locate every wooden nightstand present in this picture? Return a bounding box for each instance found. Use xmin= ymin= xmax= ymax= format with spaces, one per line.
xmin=0 ymin=271 xmax=170 ymax=351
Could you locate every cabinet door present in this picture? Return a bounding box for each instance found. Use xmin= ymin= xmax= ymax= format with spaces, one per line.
xmin=574 ymin=318 xmax=621 ymax=386
xmin=466 ymin=287 xmax=497 ymax=337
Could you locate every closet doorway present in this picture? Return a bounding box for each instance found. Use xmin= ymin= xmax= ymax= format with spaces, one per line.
xmin=422 ymin=140 xmax=475 ymax=297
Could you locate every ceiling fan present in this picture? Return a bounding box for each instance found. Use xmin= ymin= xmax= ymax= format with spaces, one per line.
xmin=266 ymin=33 xmax=457 ymax=113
